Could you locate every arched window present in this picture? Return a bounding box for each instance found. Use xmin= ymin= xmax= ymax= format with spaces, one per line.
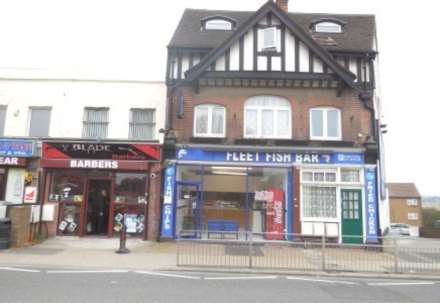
xmin=314 ymin=21 xmax=342 ymax=33
xmin=309 ymin=107 xmax=341 ymax=140
xmin=193 ymin=104 xmax=226 ymax=137
xmin=244 ymin=96 xmax=291 ymax=139
xmin=202 ymin=16 xmax=235 ymax=31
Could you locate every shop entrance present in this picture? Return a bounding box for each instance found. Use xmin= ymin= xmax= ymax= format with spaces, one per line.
xmin=86 ymin=179 xmax=112 ymax=236
xmin=341 ymin=189 xmax=363 ymax=244
xmin=175 ymin=181 xmax=201 ymax=238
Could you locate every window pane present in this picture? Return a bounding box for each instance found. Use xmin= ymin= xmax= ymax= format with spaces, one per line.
xmin=205 ymin=20 xmax=232 ymax=30
xmin=29 ymin=108 xmax=51 ymax=137
xmin=115 ymin=173 xmax=147 ymax=204
xmin=211 ymin=107 xmax=224 ymax=135
xmin=302 ymin=172 xmax=313 ymax=182
xmin=262 ymin=109 xmax=274 ymax=137
xmin=325 ymin=172 xmax=336 ymax=182
xmin=195 ymin=107 xmax=208 ymax=135
xmin=314 ymin=172 xmax=325 ymax=182
xmin=49 ymin=170 xmax=86 ymax=202
xmin=245 ymin=109 xmax=258 ymax=136
xmin=263 ymin=27 xmax=276 ymax=48
xmin=0 ymin=106 xmax=6 ymax=136
xmin=327 ymin=109 xmax=340 ymax=138
xmin=129 ymin=109 xmax=155 ymax=140
xmin=83 ymin=108 xmax=108 ymax=139
xmin=303 ymin=186 xmax=337 ymax=218
xmin=277 ymin=110 xmax=289 ymax=137
xmin=311 ymin=110 xmax=323 ymax=137
xmin=341 ymin=169 xmax=360 ymax=182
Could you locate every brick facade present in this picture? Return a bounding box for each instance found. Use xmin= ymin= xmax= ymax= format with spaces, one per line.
xmin=146 ymin=163 xmax=162 ymax=240
xmin=171 ymin=86 xmax=373 ymax=144
xmin=389 ymin=197 xmax=423 ymax=227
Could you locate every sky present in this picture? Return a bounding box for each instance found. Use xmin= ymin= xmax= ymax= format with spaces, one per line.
xmin=0 ymin=0 xmax=439 ymax=196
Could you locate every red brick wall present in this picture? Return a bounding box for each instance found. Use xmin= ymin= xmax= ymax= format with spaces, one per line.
xmin=171 ymin=86 xmax=372 ymax=144
xmin=146 ymin=163 xmax=162 ymax=241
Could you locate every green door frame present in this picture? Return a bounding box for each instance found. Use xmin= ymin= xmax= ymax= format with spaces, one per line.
xmin=341 ymin=189 xmax=363 ymax=244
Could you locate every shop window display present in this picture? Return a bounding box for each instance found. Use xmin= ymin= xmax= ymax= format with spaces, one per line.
xmin=175 ymin=165 xmax=289 ymax=239
xmin=49 ymin=170 xmax=86 ymax=202
xmin=49 ymin=170 xmax=86 ymax=235
xmin=248 ymin=167 xmax=288 ymax=239
xmin=113 ymin=173 xmax=148 ymax=235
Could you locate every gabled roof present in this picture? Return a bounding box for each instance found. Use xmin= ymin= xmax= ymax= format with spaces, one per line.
xmin=183 ymin=1 xmax=357 ymax=88
xmin=169 ymin=8 xmax=376 ymax=53
xmin=387 ymin=183 xmax=421 ymax=199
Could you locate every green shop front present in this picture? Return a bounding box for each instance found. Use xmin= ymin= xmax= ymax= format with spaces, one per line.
xmin=161 ymin=146 xmax=380 ymax=244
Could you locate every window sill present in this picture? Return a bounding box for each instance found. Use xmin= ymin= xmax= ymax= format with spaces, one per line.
xmin=190 ymin=137 xmax=226 ymax=144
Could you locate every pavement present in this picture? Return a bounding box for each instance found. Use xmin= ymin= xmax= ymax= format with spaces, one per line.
xmin=1 ymin=267 xmax=440 ymax=303
xmin=0 ymin=237 xmax=177 ymax=271
xmin=1 ymin=236 xmax=440 ymax=281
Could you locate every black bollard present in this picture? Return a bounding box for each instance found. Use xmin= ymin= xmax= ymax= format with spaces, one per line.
xmin=115 ymin=213 xmax=130 ymax=254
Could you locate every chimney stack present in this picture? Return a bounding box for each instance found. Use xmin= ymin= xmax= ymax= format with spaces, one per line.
xmin=275 ymin=0 xmax=289 ymax=13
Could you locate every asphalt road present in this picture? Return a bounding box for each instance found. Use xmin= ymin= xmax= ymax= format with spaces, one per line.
xmin=0 ymin=267 xmax=439 ymax=303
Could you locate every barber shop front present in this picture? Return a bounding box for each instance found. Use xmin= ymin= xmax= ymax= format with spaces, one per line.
xmin=161 ymin=146 xmax=380 ymax=244
xmin=41 ymin=141 xmax=161 ymax=240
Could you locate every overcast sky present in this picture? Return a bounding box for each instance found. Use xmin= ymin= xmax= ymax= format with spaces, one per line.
xmin=0 ymin=0 xmax=439 ymax=196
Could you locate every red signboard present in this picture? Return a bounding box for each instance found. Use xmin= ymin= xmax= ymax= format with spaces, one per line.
xmin=0 ymin=156 xmax=27 ymax=167
xmin=265 ymin=188 xmax=285 ymax=240
xmin=41 ymin=142 xmax=160 ymax=171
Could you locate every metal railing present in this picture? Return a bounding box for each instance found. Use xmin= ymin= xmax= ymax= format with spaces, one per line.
xmin=176 ymin=231 xmax=440 ymax=274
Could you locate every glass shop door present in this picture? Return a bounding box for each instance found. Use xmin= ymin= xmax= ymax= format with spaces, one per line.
xmin=175 ymin=181 xmax=202 ymax=238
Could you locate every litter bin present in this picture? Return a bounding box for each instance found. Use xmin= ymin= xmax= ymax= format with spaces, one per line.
xmin=0 ymin=218 xmax=11 ymax=249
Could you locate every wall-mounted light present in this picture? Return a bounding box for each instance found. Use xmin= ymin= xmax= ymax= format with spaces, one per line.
xmin=13 ymin=109 xmax=20 ymax=117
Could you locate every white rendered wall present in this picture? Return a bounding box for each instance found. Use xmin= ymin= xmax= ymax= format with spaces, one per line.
xmin=0 ymin=79 xmax=166 ymax=142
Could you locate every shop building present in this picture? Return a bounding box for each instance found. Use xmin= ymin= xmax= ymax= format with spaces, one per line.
xmin=161 ymin=0 xmax=387 ymax=243
xmin=387 ymin=183 xmax=422 ymax=237
xmin=41 ymin=141 xmax=161 ymax=240
xmin=0 ymin=76 xmax=166 ymax=243
xmin=0 ymin=139 xmax=39 ymax=207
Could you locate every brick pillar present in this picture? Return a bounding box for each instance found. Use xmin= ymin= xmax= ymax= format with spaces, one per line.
xmin=276 ymin=0 xmax=289 ymax=13
xmin=9 ymin=206 xmax=31 ymax=247
xmin=147 ymin=163 xmax=162 ymax=241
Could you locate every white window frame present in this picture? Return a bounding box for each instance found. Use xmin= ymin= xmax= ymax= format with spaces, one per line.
xmin=193 ymin=104 xmax=226 ymax=138
xmin=315 ymin=22 xmax=342 ymax=33
xmin=204 ymin=19 xmax=233 ymax=31
xmin=261 ymin=26 xmax=278 ymax=51
xmin=406 ymin=199 xmax=418 ymax=206
xmin=408 ymin=213 xmax=418 ymax=221
xmin=300 ymin=167 xmax=364 ymax=223
xmin=300 ymin=168 xmax=339 ymax=221
xmin=244 ymin=96 xmax=292 ymax=139
xmin=309 ymin=107 xmax=342 ymax=141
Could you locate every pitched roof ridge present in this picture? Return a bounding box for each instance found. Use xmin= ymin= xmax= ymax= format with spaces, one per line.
xmin=289 ymin=12 xmax=375 ymax=17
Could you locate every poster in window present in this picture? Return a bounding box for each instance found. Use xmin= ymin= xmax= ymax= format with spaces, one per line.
xmin=124 ymin=214 xmax=138 ymax=233
xmin=5 ymin=168 xmax=25 ymax=204
xmin=24 ymin=186 xmax=38 ymax=203
xmin=265 ymin=188 xmax=285 ymax=240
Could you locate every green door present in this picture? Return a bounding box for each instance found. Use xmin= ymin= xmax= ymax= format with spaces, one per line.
xmin=341 ymin=189 xmax=363 ymax=244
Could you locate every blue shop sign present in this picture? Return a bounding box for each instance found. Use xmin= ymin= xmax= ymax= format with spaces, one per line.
xmin=0 ymin=139 xmax=34 ymax=157
xmin=177 ymin=148 xmax=364 ymax=165
xmin=365 ymin=167 xmax=379 ymax=242
xmin=161 ymin=165 xmax=176 ymax=238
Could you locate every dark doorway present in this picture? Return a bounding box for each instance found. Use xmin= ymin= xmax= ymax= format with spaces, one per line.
xmin=86 ymin=179 xmax=112 ymax=236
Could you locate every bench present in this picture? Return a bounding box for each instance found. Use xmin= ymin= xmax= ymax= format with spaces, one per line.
xmin=207 ymin=220 xmax=239 ymax=239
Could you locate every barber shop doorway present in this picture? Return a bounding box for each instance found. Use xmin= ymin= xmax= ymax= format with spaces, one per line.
xmin=86 ymin=179 xmax=112 ymax=236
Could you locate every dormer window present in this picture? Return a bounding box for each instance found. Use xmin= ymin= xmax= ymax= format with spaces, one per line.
xmin=314 ymin=22 xmax=342 ymax=33
xmin=263 ymin=27 xmax=278 ymax=50
xmin=258 ymin=26 xmax=280 ymax=52
xmin=202 ymin=16 xmax=235 ymax=31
